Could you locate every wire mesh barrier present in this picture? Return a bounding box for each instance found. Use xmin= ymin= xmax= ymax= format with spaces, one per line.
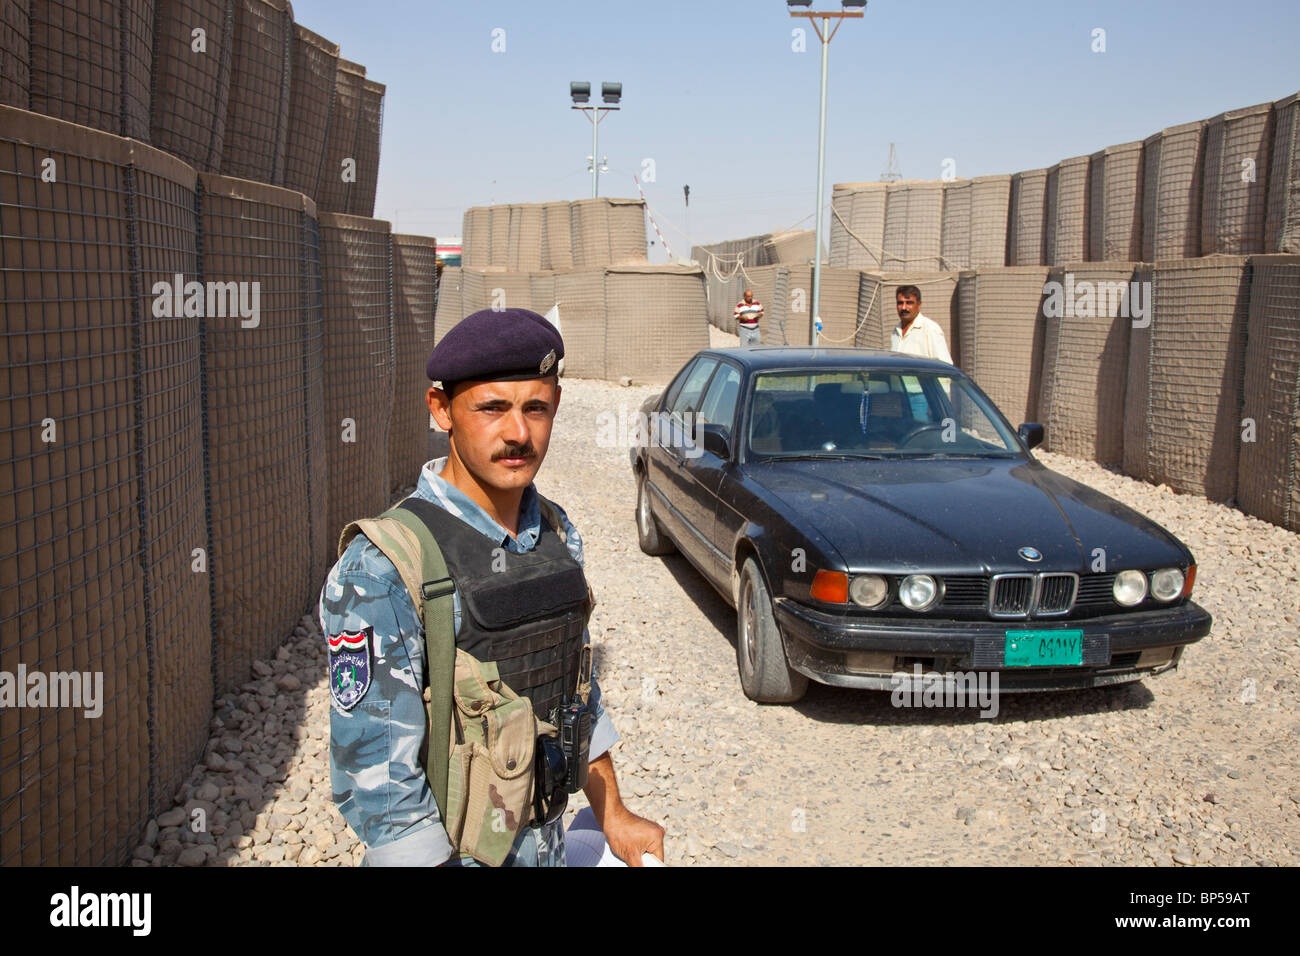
xmin=1 ymin=106 xmax=150 ymax=865
xmin=350 ymin=76 xmax=382 ymax=217
xmin=281 ymin=23 xmax=338 ymax=201
xmin=552 ymin=268 xmax=606 ymax=378
xmin=940 ymin=180 xmax=971 ymax=272
xmin=1266 ymin=92 xmax=1299 ymax=254
xmin=508 ymin=202 xmax=544 ymax=272
xmin=571 ymin=197 xmax=646 ymax=267
xmin=1007 ymin=168 xmax=1048 ymax=266
xmin=1089 ymin=141 xmax=1143 ymax=262
xmin=1237 ymin=255 xmax=1300 ymax=531
xmin=389 ymin=234 xmax=437 ymax=493
xmin=968 ymin=174 xmax=1011 ymax=269
xmin=603 ymin=264 xmax=709 ymax=382
xmin=1045 ymin=155 xmax=1090 ymax=265
xmin=0 ymin=0 xmax=30 ymax=109
xmin=1201 ymin=102 xmax=1273 ymax=255
xmin=529 ymin=270 xmax=556 ymax=318
xmin=1037 ymin=263 xmax=1137 ymax=465
xmin=219 ymin=0 xmax=291 ymax=185
xmin=318 ymin=212 xmax=393 ymax=548
xmin=195 ymin=173 xmax=320 ymax=693
xmin=300 ymin=212 xmax=329 ymax=589
xmin=1127 ymin=257 xmax=1251 ymax=502
xmin=27 ymin=0 xmax=155 ymax=139
xmin=956 ymin=267 xmax=1050 ymax=426
xmin=882 ymin=181 xmax=944 ymax=272
xmin=314 ymin=57 xmax=362 ymax=215
xmin=148 ymin=0 xmax=234 ymax=172
xmin=860 ymin=272 xmax=959 ymax=363
xmin=540 ymin=201 xmax=572 ymax=271
xmin=828 ymin=182 xmax=886 ymax=270
xmin=1142 ymin=120 xmax=1206 ymax=262
xmin=432 ymin=264 xmax=462 ymax=342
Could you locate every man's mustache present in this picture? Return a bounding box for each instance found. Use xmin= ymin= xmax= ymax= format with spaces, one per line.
xmin=493 ymin=443 xmax=536 ymax=460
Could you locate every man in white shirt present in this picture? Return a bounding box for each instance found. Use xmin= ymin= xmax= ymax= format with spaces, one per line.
xmin=889 ymin=285 xmax=952 ymax=364
xmin=734 ymin=289 xmax=763 ymax=348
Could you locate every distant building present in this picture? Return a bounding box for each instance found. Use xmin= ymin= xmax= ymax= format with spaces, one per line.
xmin=436 ymin=238 xmax=462 ymax=267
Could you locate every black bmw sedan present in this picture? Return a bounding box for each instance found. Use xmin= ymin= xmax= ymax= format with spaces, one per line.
xmin=629 ymin=348 xmax=1212 ymax=704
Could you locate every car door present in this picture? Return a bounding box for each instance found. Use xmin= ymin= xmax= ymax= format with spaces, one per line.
xmin=648 ymin=356 xmax=718 ymax=560
xmin=691 ymin=361 xmax=743 ymax=583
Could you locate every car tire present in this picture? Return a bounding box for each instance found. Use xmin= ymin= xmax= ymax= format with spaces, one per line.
xmin=636 ymin=469 xmax=675 ymax=556
xmin=736 ymin=557 xmax=808 ymax=704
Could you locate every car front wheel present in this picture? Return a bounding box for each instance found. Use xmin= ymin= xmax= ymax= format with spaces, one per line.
xmin=737 ymin=557 xmax=808 ymax=703
xmin=636 ymin=469 xmax=674 ymax=555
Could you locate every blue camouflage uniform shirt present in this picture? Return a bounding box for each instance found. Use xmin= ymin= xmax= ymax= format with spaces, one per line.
xmin=320 ymin=456 xmax=619 ymax=867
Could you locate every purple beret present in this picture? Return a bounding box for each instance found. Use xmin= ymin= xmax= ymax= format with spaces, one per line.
xmin=426 ymin=308 xmax=565 ymax=385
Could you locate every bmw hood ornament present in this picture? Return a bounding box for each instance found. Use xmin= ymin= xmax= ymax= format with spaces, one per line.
xmin=1018 ymin=546 xmax=1043 ymax=562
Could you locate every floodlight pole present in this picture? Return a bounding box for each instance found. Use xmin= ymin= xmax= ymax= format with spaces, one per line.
xmin=572 ymin=104 xmax=620 ymax=198
xmin=790 ymin=8 xmax=862 ymax=346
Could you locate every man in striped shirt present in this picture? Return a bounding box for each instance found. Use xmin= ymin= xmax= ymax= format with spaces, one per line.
xmin=734 ymin=289 xmax=763 ymax=348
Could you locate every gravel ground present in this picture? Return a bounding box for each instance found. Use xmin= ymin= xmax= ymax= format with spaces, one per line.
xmin=132 ymin=368 xmax=1300 ymax=867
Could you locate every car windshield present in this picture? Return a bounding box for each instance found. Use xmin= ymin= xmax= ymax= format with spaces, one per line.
xmin=747 ymin=369 xmax=1021 ymax=459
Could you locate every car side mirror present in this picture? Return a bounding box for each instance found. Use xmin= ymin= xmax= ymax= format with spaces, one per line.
xmin=1018 ymin=423 xmax=1044 ymax=450
xmin=700 ymin=423 xmax=731 ymax=460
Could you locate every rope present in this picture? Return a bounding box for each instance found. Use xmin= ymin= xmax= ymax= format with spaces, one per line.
xmin=813 ymin=280 xmax=879 ymax=345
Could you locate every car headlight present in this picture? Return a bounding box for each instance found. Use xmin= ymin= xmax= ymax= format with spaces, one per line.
xmin=898 ymin=574 xmax=939 ymax=611
xmin=1113 ymin=569 xmax=1148 ymax=606
xmin=849 ymin=575 xmax=889 ymax=609
xmin=1150 ymin=568 xmax=1184 ymax=602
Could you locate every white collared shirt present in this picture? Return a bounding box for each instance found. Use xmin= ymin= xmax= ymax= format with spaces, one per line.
xmin=891 ymin=312 xmax=953 ymax=365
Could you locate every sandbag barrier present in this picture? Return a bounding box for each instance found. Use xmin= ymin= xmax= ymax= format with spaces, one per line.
xmin=281 ymin=23 xmax=338 ymax=201
xmin=389 ymin=234 xmax=438 ymax=494
xmin=1237 ymin=255 xmax=1300 ymax=531
xmin=194 ymin=172 xmax=322 ymax=693
xmin=148 ymin=0 xmax=234 ymax=172
xmin=317 ymin=212 xmax=393 ymax=550
xmin=27 ymin=0 xmax=155 ymax=139
xmin=1125 ymin=256 xmax=1251 ymax=502
xmin=1038 ymin=263 xmax=1136 ymax=465
xmin=220 ymin=0 xmax=292 ymax=185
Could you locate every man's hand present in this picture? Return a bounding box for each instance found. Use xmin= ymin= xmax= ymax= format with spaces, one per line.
xmin=583 ymin=752 xmax=666 ymax=865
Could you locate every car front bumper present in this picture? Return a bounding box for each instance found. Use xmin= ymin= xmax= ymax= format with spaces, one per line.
xmin=773 ymin=598 xmax=1212 ymax=691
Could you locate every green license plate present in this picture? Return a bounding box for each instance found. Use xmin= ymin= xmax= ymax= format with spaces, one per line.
xmin=1004 ymin=629 xmax=1084 ymax=667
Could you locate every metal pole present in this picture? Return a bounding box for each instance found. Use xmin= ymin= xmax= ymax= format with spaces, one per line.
xmin=810 ymin=15 xmax=830 ymax=347
xmin=592 ymin=109 xmax=600 ymax=198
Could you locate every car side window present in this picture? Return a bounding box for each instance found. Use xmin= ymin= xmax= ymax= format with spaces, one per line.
xmin=697 ymin=364 xmax=742 ymax=432
xmin=669 ymin=358 xmax=719 ymax=423
xmin=662 ymin=359 xmax=698 ymax=411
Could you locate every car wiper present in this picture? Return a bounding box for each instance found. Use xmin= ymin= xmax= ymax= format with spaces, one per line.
xmin=765 ymin=452 xmax=888 ymax=461
xmin=909 ymin=452 xmax=1018 ymax=460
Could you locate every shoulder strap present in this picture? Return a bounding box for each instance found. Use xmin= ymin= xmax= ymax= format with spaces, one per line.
xmin=338 ymin=504 xmax=458 ymax=819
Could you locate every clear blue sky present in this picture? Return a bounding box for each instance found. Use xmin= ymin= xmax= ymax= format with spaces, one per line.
xmin=291 ymin=0 xmax=1299 ymax=260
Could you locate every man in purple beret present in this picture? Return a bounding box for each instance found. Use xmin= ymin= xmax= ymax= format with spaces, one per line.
xmin=322 ymin=307 xmax=664 ymax=867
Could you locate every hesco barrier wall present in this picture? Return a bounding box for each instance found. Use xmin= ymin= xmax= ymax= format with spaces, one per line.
xmin=300 ymin=212 xmax=329 ymax=589
xmin=350 ymin=77 xmax=382 ymax=217
xmin=318 ymin=212 xmax=393 ymax=547
xmin=195 ymin=173 xmax=321 ymax=693
xmin=604 ymin=263 xmax=708 ymax=382
xmin=860 ymin=273 xmax=960 ymax=362
xmin=1142 ymin=120 xmax=1206 ymax=262
xmin=968 ymin=175 xmax=1011 ymax=269
xmin=940 ymin=180 xmax=971 ymax=272
xmin=148 ymin=0 xmax=233 ymax=172
xmin=389 ymin=234 xmax=437 ymax=493
xmin=882 ymin=181 xmax=943 ymax=272
xmin=767 ymin=230 xmax=816 ymax=263
xmin=571 ymin=197 xmax=646 ymax=266
xmin=957 ymin=267 xmax=1049 ymax=426
xmin=810 ymin=266 xmax=866 ymax=347
xmin=315 ymin=57 xmax=362 ymax=214
xmin=529 ymin=271 xmax=556 ymax=317
xmin=1089 ymin=141 xmax=1143 ymax=262
xmin=1045 ymin=155 xmax=1090 ymax=265
xmin=1125 ymin=257 xmax=1251 ymax=502
xmin=282 ymin=23 xmax=338 ymax=200
xmin=1007 ymin=168 xmax=1048 ymax=266
xmin=508 ymin=203 xmax=544 ymax=272
xmin=0 ymin=0 xmax=29 ymax=108
xmin=220 ymin=0 xmax=292 ymax=185
xmin=1238 ymin=255 xmax=1300 ymax=531
xmin=829 ymin=182 xmax=886 ymax=269
xmin=28 ymin=0 xmax=154 ymax=139
xmin=554 ymin=269 xmax=605 ymax=378
xmin=1201 ymin=103 xmax=1273 ymax=255
xmin=540 ymin=202 xmax=572 ymax=271
xmin=1 ymin=107 xmax=149 ymax=865
xmin=1266 ymin=92 xmax=1299 ymax=254
xmin=1037 ymin=263 xmax=1136 ymax=465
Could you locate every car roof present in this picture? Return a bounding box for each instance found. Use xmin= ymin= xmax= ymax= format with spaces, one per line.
xmin=700 ymin=347 xmax=964 ymax=376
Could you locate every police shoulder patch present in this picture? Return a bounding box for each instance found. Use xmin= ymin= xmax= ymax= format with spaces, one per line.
xmin=328 ymin=627 xmax=374 ymax=710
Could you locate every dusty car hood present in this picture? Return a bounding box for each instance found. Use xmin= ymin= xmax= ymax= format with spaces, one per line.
xmin=743 ymin=457 xmax=1187 ymax=574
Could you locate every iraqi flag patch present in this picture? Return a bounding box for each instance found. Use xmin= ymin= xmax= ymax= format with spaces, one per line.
xmin=328 ymin=627 xmax=373 ymax=710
